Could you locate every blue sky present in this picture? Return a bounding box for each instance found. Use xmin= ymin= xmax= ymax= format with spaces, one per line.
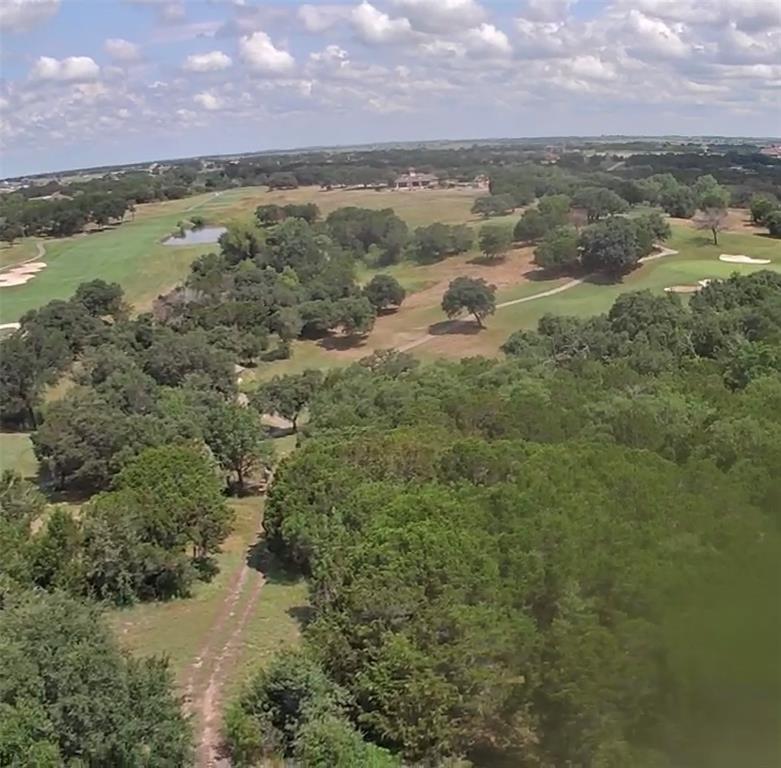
xmin=1 ymin=0 xmax=779 ymax=177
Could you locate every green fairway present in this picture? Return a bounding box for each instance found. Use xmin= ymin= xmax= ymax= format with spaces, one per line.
xmin=0 ymin=189 xmax=251 ymax=323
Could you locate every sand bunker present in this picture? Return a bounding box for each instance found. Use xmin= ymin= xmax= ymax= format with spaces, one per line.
xmin=0 ymin=322 xmax=20 ymax=331
xmin=665 ymin=284 xmax=702 ymax=294
xmin=0 ymin=261 xmax=47 ymax=287
xmin=719 ymin=254 xmax=771 ymax=265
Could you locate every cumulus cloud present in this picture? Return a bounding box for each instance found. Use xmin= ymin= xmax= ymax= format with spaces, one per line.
xmin=624 ymin=10 xmax=690 ymax=60
xmin=298 ymin=3 xmax=351 ymax=33
xmin=518 ymin=0 xmax=574 ymax=23
xmin=3 ymin=0 xmax=780 ymax=172
xmin=193 ymin=90 xmax=222 ymax=110
xmin=104 ymin=38 xmax=141 ymax=62
xmin=464 ymin=22 xmax=512 ymax=57
xmin=183 ymin=50 xmax=233 ymax=72
xmin=30 ymin=56 xmax=100 ymax=82
xmin=239 ymin=31 xmax=295 ymax=73
xmin=351 ymin=1 xmax=413 ymax=44
xmin=393 ymin=0 xmax=484 ymax=33
xmin=310 ymin=44 xmax=351 ymax=70
xmin=0 ymin=0 xmax=60 ymax=31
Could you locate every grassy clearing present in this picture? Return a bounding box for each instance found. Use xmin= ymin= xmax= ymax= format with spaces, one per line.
xmin=0 ymin=186 xmax=486 ymax=324
xmin=0 ymin=432 xmax=38 ymax=478
xmin=110 ymin=437 xmax=308 ymax=691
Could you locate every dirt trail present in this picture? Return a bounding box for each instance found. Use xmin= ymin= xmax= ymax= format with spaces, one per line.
xmin=183 ymin=503 xmax=266 ymax=768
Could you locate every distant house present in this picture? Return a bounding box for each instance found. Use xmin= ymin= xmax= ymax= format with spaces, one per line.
xmin=393 ymin=168 xmax=438 ymax=190
xmin=760 ymin=144 xmax=781 ymax=158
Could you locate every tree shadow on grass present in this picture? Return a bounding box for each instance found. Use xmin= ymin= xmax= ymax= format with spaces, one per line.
xmin=316 ymin=333 xmax=369 ymax=351
xmin=427 ymin=318 xmax=482 ymax=336
xmin=467 ymin=254 xmax=507 ymax=266
xmin=582 ymin=271 xmax=624 ymax=286
xmin=246 ymin=536 xmax=301 ymax=585
xmin=246 ymin=537 xmax=314 ymax=628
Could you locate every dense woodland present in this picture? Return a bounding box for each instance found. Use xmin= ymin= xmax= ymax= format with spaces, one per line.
xmin=228 ymin=272 xmax=781 ymax=767
xmin=0 ymin=141 xmax=779 ymax=766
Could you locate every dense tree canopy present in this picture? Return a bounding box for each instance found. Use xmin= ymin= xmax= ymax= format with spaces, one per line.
xmin=245 ymin=271 xmax=781 ymax=766
xmin=0 ymin=590 xmax=191 ymax=765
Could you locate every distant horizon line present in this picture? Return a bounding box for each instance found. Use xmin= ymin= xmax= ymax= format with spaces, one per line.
xmin=4 ymin=132 xmax=779 ymax=183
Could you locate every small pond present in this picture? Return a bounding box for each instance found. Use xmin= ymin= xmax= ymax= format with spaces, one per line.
xmin=162 ymin=226 xmax=226 ymax=246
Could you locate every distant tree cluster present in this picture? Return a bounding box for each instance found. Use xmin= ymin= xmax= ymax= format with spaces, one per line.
xmin=409 ymin=222 xmax=473 ymax=263
xmin=532 ymin=212 xmax=670 ymax=276
xmin=0 ymin=166 xmax=202 ymax=242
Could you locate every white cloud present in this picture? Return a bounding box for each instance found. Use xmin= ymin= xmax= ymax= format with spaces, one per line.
xmin=624 ymin=10 xmax=690 ymax=60
xmin=104 ymin=38 xmax=141 ymax=62
xmin=518 ymin=0 xmax=574 ymax=23
xmin=297 ymin=3 xmax=351 ymax=33
xmin=30 ymin=56 xmax=100 ymax=82
xmin=239 ymin=31 xmax=295 ymax=73
xmin=183 ymin=50 xmax=233 ymax=72
xmin=566 ymin=55 xmax=617 ymax=82
xmin=351 ymin=2 xmax=413 ymax=44
xmin=193 ymin=90 xmax=222 ymax=110
xmin=464 ymin=22 xmax=512 ymax=57
xmin=310 ymin=45 xmax=351 ymax=69
xmin=616 ymin=0 xmax=781 ymax=31
xmin=0 ymin=0 xmax=59 ymax=32
xmin=393 ymin=0 xmax=483 ymax=33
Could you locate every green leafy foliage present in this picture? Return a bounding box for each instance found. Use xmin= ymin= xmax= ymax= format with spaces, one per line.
xmin=441 ymin=276 xmax=496 ymax=328
xmin=534 ymin=225 xmax=579 ymax=271
xmin=0 ymin=590 xmax=191 ymax=765
xmin=363 ymin=274 xmax=406 ymax=312
xmin=409 ymin=222 xmax=473 ymax=263
xmin=478 ymin=223 xmax=512 ymax=260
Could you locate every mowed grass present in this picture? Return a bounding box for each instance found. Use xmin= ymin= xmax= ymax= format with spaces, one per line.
xmin=415 ymin=226 xmax=781 ymax=359
xmin=0 ymin=432 xmax=38 ymax=478
xmin=0 ymin=238 xmax=40 ymax=269
xmin=0 ymin=189 xmax=248 ymax=323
